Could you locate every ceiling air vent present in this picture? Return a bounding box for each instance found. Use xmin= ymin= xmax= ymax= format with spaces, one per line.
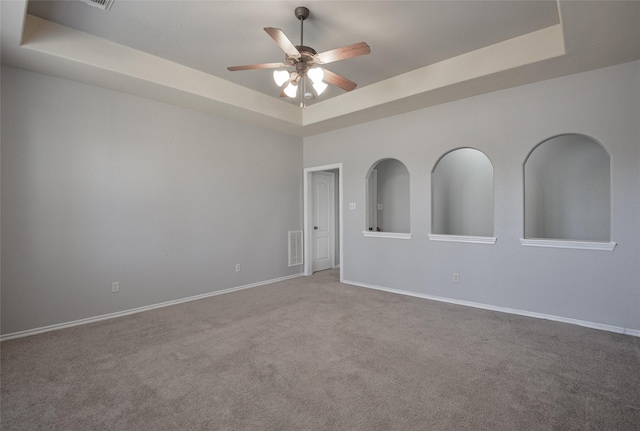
xmin=80 ymin=0 xmax=115 ymax=11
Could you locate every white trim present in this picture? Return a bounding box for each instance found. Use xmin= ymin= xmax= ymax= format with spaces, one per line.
xmin=520 ymin=238 xmax=616 ymax=251
xmin=362 ymin=231 xmax=412 ymax=240
xmin=428 ymin=234 xmax=497 ymax=244
xmin=342 ymin=279 xmax=639 ymax=338
xmin=310 ymin=171 xmax=336 ymax=272
xmin=304 ymin=164 xmax=344 ymax=282
xmin=0 ymin=274 xmax=303 ymax=342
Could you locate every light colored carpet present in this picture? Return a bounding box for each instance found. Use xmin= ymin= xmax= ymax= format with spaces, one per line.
xmin=2 ymin=269 xmax=639 ymax=430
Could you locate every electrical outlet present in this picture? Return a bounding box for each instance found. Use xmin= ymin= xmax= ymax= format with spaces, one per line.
xmin=112 ymin=282 xmax=120 ymax=293
xmin=349 ymin=202 xmax=356 ymax=210
xmin=452 ymin=273 xmax=460 ymax=283
xmin=235 ymin=264 xmax=241 ymax=272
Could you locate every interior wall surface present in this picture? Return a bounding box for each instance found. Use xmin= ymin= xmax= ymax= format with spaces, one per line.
xmin=374 ymin=159 xmax=410 ymax=233
xmin=303 ymin=61 xmax=640 ymax=331
xmin=524 ymin=134 xmax=611 ymax=241
xmin=1 ymin=66 xmax=303 ymax=335
xmin=432 ymin=148 xmax=494 ymax=237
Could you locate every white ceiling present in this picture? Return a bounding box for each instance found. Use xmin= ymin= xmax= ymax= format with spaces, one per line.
xmin=2 ymin=1 xmax=639 ymax=137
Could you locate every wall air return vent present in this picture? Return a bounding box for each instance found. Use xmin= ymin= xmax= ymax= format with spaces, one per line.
xmin=288 ymin=231 xmax=303 ymax=267
xmin=80 ymin=0 xmax=115 ymax=11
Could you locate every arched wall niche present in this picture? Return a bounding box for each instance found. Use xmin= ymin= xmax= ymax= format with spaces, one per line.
xmin=430 ymin=148 xmax=495 ymax=243
xmin=523 ymin=133 xmax=614 ymax=249
xmin=365 ymin=158 xmax=411 ymax=238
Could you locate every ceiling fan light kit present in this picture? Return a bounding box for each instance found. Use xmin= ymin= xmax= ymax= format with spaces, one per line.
xmin=273 ymin=69 xmax=290 ymax=86
xmin=312 ymin=81 xmax=328 ymax=96
xmin=227 ymin=6 xmax=370 ymax=105
xmin=307 ymin=67 xmax=324 ymax=84
xmin=284 ymin=81 xmax=298 ymax=98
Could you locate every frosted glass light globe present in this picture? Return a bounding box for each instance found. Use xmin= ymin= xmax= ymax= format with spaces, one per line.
xmin=307 ymin=67 xmax=324 ymax=84
xmin=284 ymin=82 xmax=298 ymax=98
xmin=273 ymin=70 xmax=290 ymax=87
xmin=313 ymin=81 xmax=328 ymax=95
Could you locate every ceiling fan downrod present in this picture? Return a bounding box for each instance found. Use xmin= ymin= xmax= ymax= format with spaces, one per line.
xmin=295 ymin=6 xmax=310 ymax=47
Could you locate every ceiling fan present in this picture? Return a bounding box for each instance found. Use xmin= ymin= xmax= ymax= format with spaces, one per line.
xmin=227 ymin=6 xmax=371 ymax=101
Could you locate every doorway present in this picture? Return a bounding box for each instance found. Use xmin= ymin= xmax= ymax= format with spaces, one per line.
xmin=303 ymin=164 xmax=343 ymax=280
xmin=311 ymin=172 xmax=335 ymax=272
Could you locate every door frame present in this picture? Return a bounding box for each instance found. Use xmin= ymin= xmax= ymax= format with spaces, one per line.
xmin=303 ymin=163 xmax=343 ymax=281
xmin=311 ymin=171 xmax=335 ymax=273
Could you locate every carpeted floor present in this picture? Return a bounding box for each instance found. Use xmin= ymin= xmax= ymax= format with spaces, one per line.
xmin=1 ymin=269 xmax=639 ymax=430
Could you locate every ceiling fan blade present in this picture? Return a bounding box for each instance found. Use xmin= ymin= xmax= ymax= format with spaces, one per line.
xmin=264 ymin=27 xmax=301 ymax=58
xmin=315 ymin=42 xmax=371 ymax=64
xmin=227 ymin=62 xmax=288 ymax=71
xmin=323 ymin=69 xmax=358 ymax=92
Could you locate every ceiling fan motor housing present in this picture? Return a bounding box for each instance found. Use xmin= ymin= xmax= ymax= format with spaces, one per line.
xmin=288 ymin=46 xmax=318 ymax=78
xmin=294 ymin=7 xmax=310 ymax=21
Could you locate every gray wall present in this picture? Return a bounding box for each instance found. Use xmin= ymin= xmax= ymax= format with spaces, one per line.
xmin=304 ymin=61 xmax=640 ymax=330
xmin=1 ymin=66 xmax=303 ymax=335
xmin=376 ymin=159 xmax=410 ymax=233
xmin=524 ymin=134 xmax=610 ymax=241
xmin=432 ymin=148 xmax=494 ymax=237
xmin=2 ymin=61 xmax=639 ymax=335
xmin=368 ymin=159 xmax=410 ymax=233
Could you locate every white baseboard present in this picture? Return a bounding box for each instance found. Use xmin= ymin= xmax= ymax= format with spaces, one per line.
xmin=0 ymin=273 xmax=304 ymax=342
xmin=343 ymin=279 xmax=640 ymax=338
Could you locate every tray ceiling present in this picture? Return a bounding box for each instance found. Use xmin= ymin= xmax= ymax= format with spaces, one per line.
xmin=2 ymin=1 xmax=639 ymax=137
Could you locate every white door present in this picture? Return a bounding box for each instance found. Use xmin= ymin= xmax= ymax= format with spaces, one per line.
xmin=312 ymin=172 xmax=335 ymax=273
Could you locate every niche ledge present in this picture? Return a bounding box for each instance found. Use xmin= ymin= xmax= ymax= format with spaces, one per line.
xmin=428 ymin=234 xmax=497 ymax=244
xmin=363 ymin=231 xmax=412 ymax=240
xmin=520 ymin=238 xmax=616 ymax=251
